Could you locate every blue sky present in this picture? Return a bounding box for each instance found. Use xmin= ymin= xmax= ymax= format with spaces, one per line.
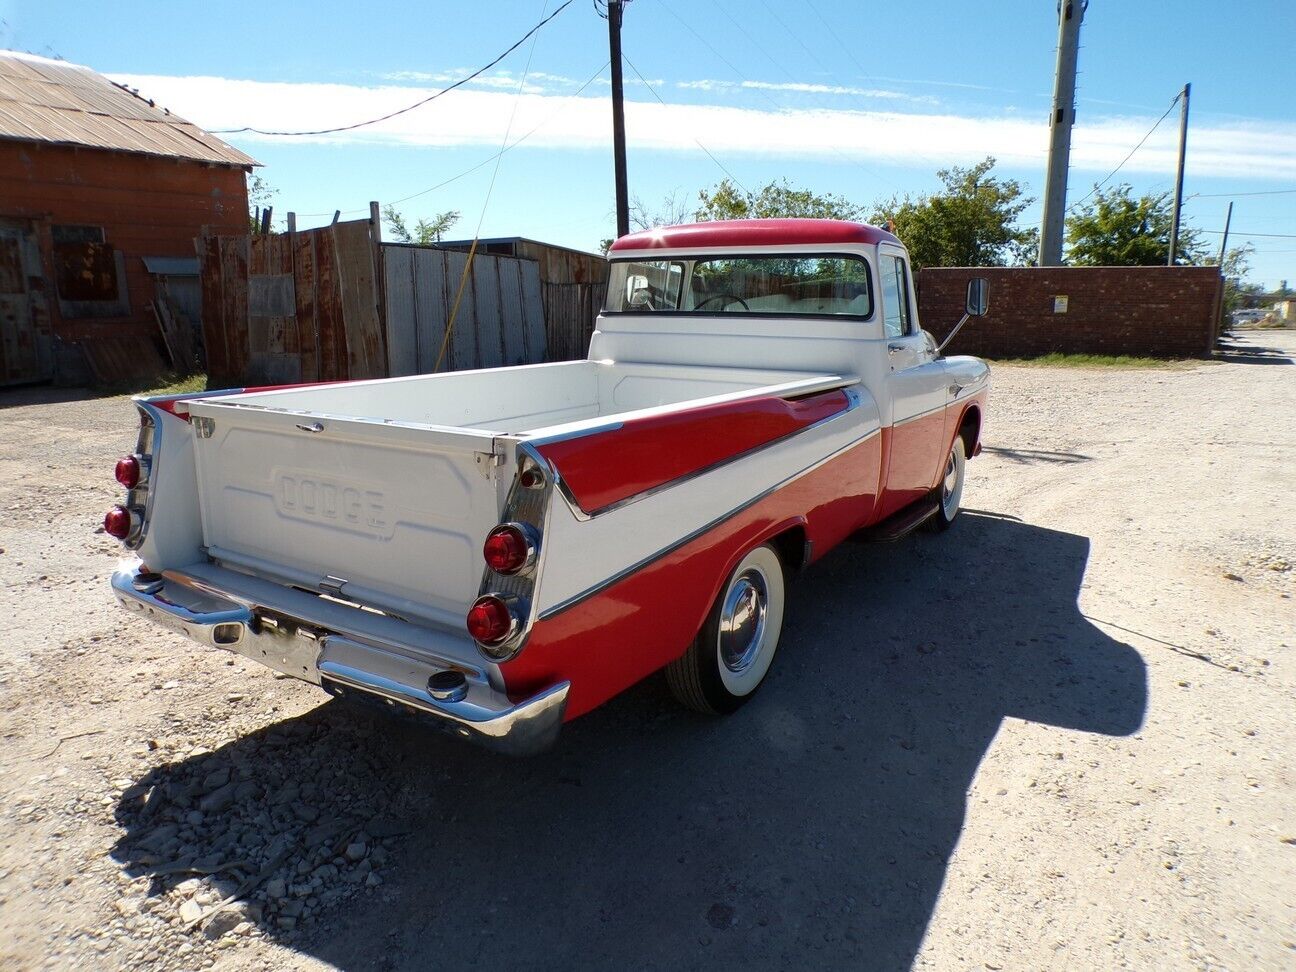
xmin=6 ymin=0 xmax=1296 ymax=286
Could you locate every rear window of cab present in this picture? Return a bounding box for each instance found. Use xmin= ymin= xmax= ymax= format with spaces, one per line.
xmin=605 ymin=254 xmax=874 ymax=319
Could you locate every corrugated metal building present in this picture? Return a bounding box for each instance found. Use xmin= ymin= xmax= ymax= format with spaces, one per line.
xmin=0 ymin=50 xmax=256 ymax=386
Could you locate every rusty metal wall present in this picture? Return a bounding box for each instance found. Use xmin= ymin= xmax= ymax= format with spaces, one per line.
xmin=198 ymin=218 xmax=386 ymax=388
xmin=383 ymin=244 xmax=545 ymax=376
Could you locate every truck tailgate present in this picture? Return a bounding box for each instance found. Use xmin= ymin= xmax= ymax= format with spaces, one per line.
xmin=186 ymin=401 xmax=507 ymax=628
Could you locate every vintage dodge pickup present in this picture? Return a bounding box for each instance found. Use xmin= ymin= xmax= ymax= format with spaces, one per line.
xmin=106 ymin=219 xmax=989 ymax=754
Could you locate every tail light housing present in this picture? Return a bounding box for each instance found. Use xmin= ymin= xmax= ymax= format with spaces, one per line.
xmin=115 ymin=454 xmax=146 ymax=489
xmin=482 ymin=523 xmax=538 ymax=575
xmin=104 ymin=505 xmax=138 ymax=541
xmin=466 ymin=595 xmax=518 ymax=653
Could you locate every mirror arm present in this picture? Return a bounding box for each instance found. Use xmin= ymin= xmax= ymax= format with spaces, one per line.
xmin=936 ymin=313 xmax=971 ymax=355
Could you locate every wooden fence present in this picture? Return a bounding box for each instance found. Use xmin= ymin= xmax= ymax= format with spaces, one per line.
xmin=383 ymin=244 xmax=545 ymax=376
xmin=542 ymin=280 xmax=606 ymax=361
xmin=197 ymin=218 xmax=385 ymax=388
xmin=198 ymin=224 xmax=583 ymax=387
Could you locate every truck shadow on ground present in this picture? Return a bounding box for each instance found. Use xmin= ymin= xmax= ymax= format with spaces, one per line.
xmin=112 ymin=513 xmax=1147 ymax=971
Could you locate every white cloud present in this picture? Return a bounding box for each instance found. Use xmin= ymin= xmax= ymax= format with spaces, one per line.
xmin=676 ymin=78 xmax=939 ymax=105
xmin=114 ymin=72 xmax=1296 ymax=181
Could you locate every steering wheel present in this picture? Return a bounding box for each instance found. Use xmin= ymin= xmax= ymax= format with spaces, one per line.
xmin=694 ymin=293 xmax=751 ymax=312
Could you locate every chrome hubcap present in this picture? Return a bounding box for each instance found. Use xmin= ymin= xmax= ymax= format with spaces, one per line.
xmin=718 ymin=569 xmax=768 ymax=673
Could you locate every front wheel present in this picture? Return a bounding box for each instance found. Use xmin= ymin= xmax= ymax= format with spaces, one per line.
xmin=665 ymin=544 xmax=786 ymax=714
xmin=929 ymin=435 xmax=967 ymax=532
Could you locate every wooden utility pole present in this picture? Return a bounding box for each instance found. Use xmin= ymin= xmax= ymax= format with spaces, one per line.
xmin=1216 ymin=200 xmax=1233 ymax=265
xmin=607 ymin=0 xmax=630 ymax=240
xmin=1038 ymin=0 xmax=1085 ymax=266
xmin=1168 ymin=82 xmax=1191 ymax=266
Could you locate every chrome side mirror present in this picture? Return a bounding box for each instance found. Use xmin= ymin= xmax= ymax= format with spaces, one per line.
xmin=938 ymin=277 xmax=990 ymax=355
xmin=966 ymin=277 xmax=989 ymax=316
xmin=626 ymin=274 xmax=650 ymax=308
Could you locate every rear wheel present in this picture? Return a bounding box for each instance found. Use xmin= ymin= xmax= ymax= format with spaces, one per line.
xmin=929 ymin=435 xmax=967 ymax=532
xmin=666 ymin=544 xmax=786 ymax=714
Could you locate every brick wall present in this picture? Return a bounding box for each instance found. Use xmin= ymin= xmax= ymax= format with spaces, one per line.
xmin=916 ymin=266 xmax=1223 ymax=359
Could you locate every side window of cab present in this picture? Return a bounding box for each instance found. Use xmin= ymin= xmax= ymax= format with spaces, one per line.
xmin=880 ymin=253 xmax=913 ymax=339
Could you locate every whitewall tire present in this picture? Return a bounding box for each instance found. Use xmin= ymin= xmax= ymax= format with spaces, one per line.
xmin=665 ymin=544 xmax=786 ymax=714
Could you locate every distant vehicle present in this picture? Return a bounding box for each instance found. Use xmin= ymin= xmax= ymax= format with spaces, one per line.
xmin=1231 ymin=308 xmax=1270 ymax=325
xmin=105 ymin=219 xmax=990 ymax=755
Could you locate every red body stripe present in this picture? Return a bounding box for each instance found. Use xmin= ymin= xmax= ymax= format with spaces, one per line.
xmin=502 ymin=434 xmax=883 ymax=719
xmin=536 ymin=389 xmax=849 ymax=515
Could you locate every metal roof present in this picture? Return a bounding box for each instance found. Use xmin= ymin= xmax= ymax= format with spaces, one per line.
xmin=0 ymin=51 xmax=257 ymax=167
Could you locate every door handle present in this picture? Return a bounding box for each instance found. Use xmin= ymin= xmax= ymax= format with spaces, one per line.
xmin=887 ymin=343 xmax=906 ymax=354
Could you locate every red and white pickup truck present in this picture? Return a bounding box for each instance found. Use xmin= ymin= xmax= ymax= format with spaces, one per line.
xmin=107 ymin=219 xmax=989 ymax=755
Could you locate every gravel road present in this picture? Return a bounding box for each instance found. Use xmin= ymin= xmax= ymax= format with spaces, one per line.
xmin=0 ymin=331 xmax=1292 ymax=971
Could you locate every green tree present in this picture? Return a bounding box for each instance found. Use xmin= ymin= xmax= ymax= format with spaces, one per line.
xmin=1065 ymin=184 xmax=1205 ymax=266
xmin=1220 ymin=244 xmax=1262 ymax=322
xmin=695 ymin=178 xmax=862 ymax=222
xmin=382 ymin=204 xmax=461 ymax=245
xmin=870 ymin=157 xmax=1036 ymax=269
xmin=247 ymin=174 xmax=275 ymax=233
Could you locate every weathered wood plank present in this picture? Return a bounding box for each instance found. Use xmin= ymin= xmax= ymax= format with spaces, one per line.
xmin=293 ymin=231 xmax=318 ymax=382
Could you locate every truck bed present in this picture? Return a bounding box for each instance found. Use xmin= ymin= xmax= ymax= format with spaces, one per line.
xmin=184 ymin=360 xmax=849 ymax=632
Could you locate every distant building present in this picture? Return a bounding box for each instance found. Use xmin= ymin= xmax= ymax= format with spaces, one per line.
xmin=0 ymin=51 xmax=257 ymax=386
xmin=1274 ymin=299 xmax=1295 ymax=322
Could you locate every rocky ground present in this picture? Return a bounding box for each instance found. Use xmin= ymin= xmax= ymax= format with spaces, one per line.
xmin=0 ymin=331 xmax=1292 ymax=971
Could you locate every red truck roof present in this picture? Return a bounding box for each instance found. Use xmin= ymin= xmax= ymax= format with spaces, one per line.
xmin=609 ymin=218 xmax=901 ymax=252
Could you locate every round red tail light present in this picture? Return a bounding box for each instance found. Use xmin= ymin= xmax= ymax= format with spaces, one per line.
xmin=104 ymin=505 xmax=134 ymax=540
xmin=115 ymin=455 xmax=142 ymax=489
xmin=466 ymin=595 xmax=514 ymax=646
xmin=482 ymin=524 xmax=533 ymax=575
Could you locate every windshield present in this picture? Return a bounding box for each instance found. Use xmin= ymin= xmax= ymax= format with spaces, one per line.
xmin=605 ymin=254 xmax=873 ymax=318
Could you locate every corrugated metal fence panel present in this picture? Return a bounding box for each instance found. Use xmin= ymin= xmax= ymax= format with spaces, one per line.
xmin=383 ymin=246 xmax=417 ymax=376
xmin=472 ymin=255 xmax=504 ymax=370
xmin=382 ymin=245 xmax=545 ymax=376
xmin=520 ymin=262 xmax=546 ymax=363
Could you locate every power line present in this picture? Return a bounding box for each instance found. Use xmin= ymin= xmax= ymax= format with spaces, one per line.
xmin=212 ymin=1 xmax=575 ymax=136
xmin=1189 ymin=188 xmax=1296 ymax=199
xmin=621 ymin=52 xmax=750 ymax=194
xmin=1067 ymin=92 xmax=1181 ymax=212
xmin=658 ymin=0 xmax=895 ymax=192
xmin=801 ymin=0 xmax=879 ymax=86
xmin=295 ymin=62 xmax=609 ymax=220
xmin=1196 ymin=229 xmax=1296 ymax=239
xmin=436 ymin=0 xmax=552 ymax=372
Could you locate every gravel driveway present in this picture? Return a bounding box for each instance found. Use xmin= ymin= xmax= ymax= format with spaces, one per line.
xmin=1 ymin=331 xmax=1292 ymax=971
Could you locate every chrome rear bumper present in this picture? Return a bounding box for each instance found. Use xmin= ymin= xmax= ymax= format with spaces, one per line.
xmin=112 ymin=563 xmax=568 ymax=755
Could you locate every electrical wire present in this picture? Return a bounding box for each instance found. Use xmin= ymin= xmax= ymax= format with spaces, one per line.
xmin=434 ymin=0 xmax=552 ymax=372
xmin=1196 ymin=229 xmax=1296 ymax=239
xmin=1067 ymin=93 xmax=1181 ymax=212
xmin=801 ymin=0 xmax=880 ymax=87
xmin=294 ymin=62 xmax=609 ymax=220
xmin=212 ymin=0 xmax=574 ymax=136
xmin=662 ymin=0 xmax=896 ymax=192
xmin=1189 ymin=188 xmax=1296 ymax=199
xmin=621 ymin=53 xmax=750 ymax=194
